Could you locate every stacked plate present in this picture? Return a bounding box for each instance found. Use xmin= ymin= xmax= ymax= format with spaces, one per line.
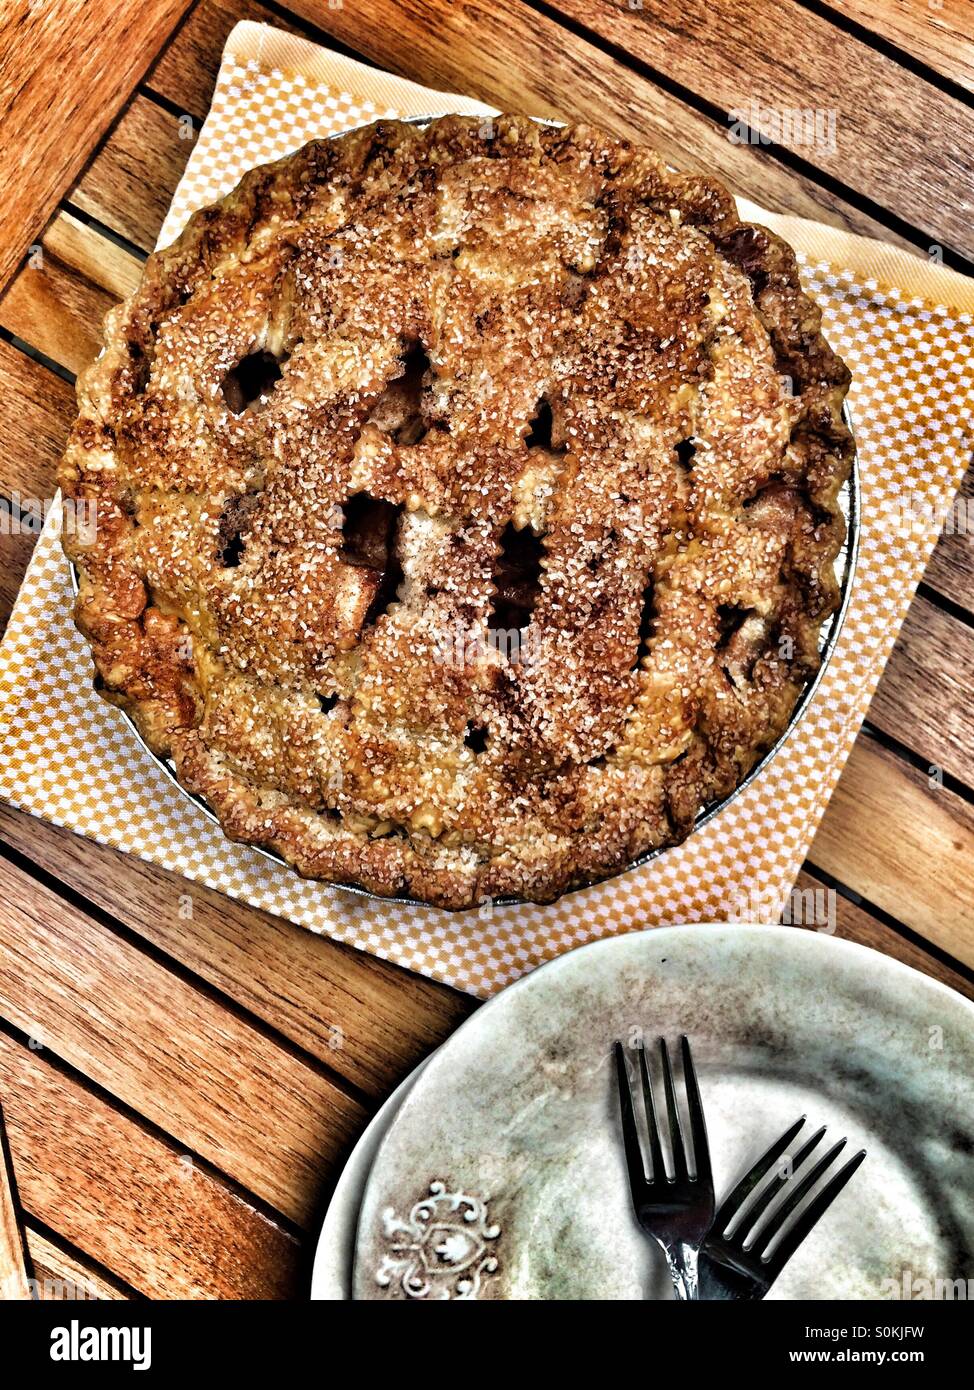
xmin=312 ymin=925 xmax=974 ymax=1300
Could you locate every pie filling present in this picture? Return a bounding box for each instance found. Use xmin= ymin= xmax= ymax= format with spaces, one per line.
xmin=61 ymin=116 xmax=853 ymax=909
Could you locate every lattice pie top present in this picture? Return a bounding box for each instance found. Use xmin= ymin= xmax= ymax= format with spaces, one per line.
xmin=61 ymin=116 xmax=853 ymax=908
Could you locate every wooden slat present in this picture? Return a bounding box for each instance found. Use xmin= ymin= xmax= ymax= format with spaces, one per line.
xmin=0 ymin=1104 xmax=31 ymax=1299
xmin=0 ymin=801 xmax=472 ymax=1098
xmin=0 ymin=1033 xmax=298 ymax=1298
xmin=542 ymin=0 xmax=974 ymax=260
xmin=0 ymin=255 xmax=107 ymax=385
xmin=150 ymin=0 xmax=913 ymax=248
xmin=795 ymin=869 xmax=974 ymax=1000
xmin=0 ymin=848 xmax=364 ymax=1225
xmin=0 ymin=213 xmax=138 ymax=378
xmin=822 ymin=0 xmax=974 ymax=94
xmin=0 ymin=338 xmax=74 ymax=499
xmin=868 ymin=594 xmax=974 ymax=786
xmin=39 ymin=211 xmax=143 ymax=300
xmin=0 ymin=530 xmax=36 ymax=635
xmin=0 ymin=0 xmax=192 ymax=290
xmin=810 ymin=735 xmax=974 ymax=969
xmin=24 ymin=1226 xmax=131 ymax=1300
xmin=70 ymin=95 xmax=194 ymax=254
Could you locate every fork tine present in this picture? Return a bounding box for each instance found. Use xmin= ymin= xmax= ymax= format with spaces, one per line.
xmin=711 ymin=1115 xmax=807 ymax=1235
xmin=733 ymin=1125 xmax=827 ymax=1243
xmin=659 ymin=1038 xmax=688 ymax=1181
xmin=680 ymin=1035 xmax=711 ymax=1184
xmin=763 ymin=1147 xmax=867 ymax=1277
xmin=638 ymin=1041 xmax=666 ymax=1181
xmin=614 ymin=1042 xmax=647 ymax=1189
xmin=750 ymin=1137 xmax=848 ymax=1258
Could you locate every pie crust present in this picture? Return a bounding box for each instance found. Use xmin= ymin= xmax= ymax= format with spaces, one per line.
xmin=60 ymin=116 xmax=854 ymax=909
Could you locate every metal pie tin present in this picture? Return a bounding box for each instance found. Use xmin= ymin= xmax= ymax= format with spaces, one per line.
xmin=69 ymin=114 xmax=861 ymax=910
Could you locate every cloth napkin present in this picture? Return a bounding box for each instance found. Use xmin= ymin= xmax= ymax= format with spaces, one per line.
xmin=1 ymin=21 xmax=972 ymax=996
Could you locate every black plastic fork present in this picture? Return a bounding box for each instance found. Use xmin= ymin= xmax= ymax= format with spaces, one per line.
xmin=698 ymin=1116 xmax=867 ymax=1299
xmin=615 ymin=1036 xmax=715 ymax=1300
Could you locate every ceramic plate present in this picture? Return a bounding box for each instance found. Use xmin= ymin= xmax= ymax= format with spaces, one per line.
xmin=352 ymin=925 xmax=974 ymax=1300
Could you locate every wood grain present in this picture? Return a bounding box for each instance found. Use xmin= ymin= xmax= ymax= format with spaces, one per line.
xmin=0 ymin=800 xmax=473 ymax=1098
xmin=867 ymin=593 xmax=974 ymax=786
xmin=0 ymin=338 xmax=74 ymax=499
xmin=822 ymin=0 xmax=974 ymax=93
xmin=544 ymin=0 xmax=974 ymax=258
xmin=24 ymin=1226 xmax=131 ymax=1300
xmin=70 ymin=94 xmax=194 ymax=254
xmin=158 ymin=0 xmax=915 ymax=248
xmin=0 ymin=1103 xmax=31 ymax=1299
xmin=0 ymin=529 xmax=35 ymax=633
xmin=0 ymin=0 xmax=193 ymax=290
xmin=0 ymin=1033 xmax=299 ymax=1298
xmin=0 ymin=213 xmax=135 ymax=377
xmin=810 ymin=734 xmax=974 ymax=968
xmin=0 ymin=847 xmax=364 ymax=1225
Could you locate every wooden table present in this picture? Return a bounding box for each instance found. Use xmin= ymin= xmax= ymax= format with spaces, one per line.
xmin=0 ymin=0 xmax=972 ymax=1301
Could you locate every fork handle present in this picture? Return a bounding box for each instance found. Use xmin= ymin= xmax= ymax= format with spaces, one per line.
xmin=664 ymin=1244 xmax=700 ymax=1301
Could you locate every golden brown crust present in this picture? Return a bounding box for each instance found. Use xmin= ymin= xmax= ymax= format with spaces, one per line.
xmin=60 ymin=116 xmax=854 ymax=909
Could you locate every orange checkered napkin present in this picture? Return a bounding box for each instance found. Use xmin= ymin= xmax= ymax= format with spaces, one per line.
xmin=1 ymin=22 xmax=973 ymax=997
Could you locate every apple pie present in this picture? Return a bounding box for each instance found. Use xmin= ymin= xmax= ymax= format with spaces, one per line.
xmin=61 ymin=115 xmax=854 ymax=909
